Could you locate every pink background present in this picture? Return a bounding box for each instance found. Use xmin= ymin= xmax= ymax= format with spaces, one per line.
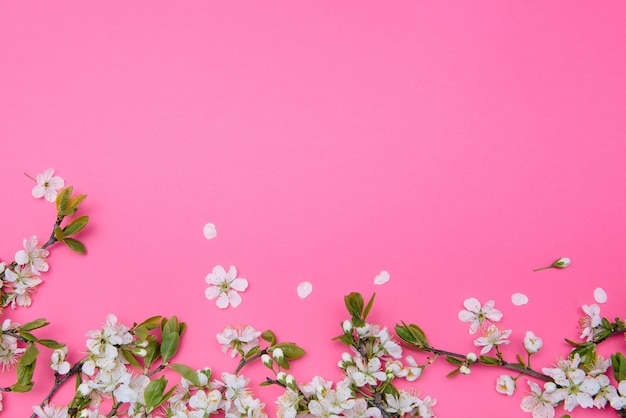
xmin=2 ymin=2 xmax=626 ymax=416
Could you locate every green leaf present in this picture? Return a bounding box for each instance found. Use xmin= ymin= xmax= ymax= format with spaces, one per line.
xmin=37 ymin=339 xmax=65 ymax=349
xmin=9 ymin=382 xmax=34 ymax=392
xmin=445 ymin=356 xmax=463 ymax=365
xmin=67 ymin=194 xmax=87 ymax=212
xmin=134 ymin=326 xmax=150 ymax=341
xmin=261 ymin=330 xmax=276 ymax=346
xmin=516 ymin=354 xmax=526 ymax=368
xmin=612 ymin=352 xmax=626 ymax=382
xmin=121 ymin=348 xmax=142 ymax=369
xmin=54 ymin=226 xmax=65 ymax=241
xmin=64 ymin=238 xmax=87 ymax=254
xmin=395 ymin=324 xmax=417 ymax=345
xmin=362 ymin=293 xmax=376 ymax=320
xmin=446 ymin=368 xmax=461 ymax=378
xmin=63 ymin=215 xmax=89 ymax=236
xmin=144 ymin=377 xmax=167 ymax=410
xmin=19 ymin=343 xmax=39 ymax=366
xmin=274 ymin=343 xmax=305 ymax=360
xmin=170 ymin=364 xmax=202 ymax=387
xmin=20 ymin=318 xmax=49 ymax=331
xmin=136 ymin=316 xmax=163 ymax=329
xmin=56 ymin=186 xmax=72 ymax=212
xmin=344 ymin=292 xmax=364 ymax=319
xmin=338 ymin=334 xmax=355 ymax=346
xmin=160 ymin=332 xmax=180 ymax=362
xmin=18 ymin=331 xmax=38 ymax=342
xmin=478 ymin=356 xmax=501 ymax=366
xmin=244 ymin=345 xmax=260 ymax=358
xmin=162 ymin=316 xmax=179 ymax=336
xmin=143 ymin=336 xmax=160 ymax=368
xmin=380 ymin=382 xmax=399 ymax=397
xmin=16 ymin=361 xmax=36 ymax=386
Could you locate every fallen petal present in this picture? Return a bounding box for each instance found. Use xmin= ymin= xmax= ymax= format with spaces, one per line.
xmin=203 ymin=223 xmax=217 ymax=240
xmin=594 ymin=287 xmax=608 ymax=304
xmin=511 ymin=293 xmax=529 ymax=306
xmin=297 ymin=281 xmax=313 ymax=299
xmin=374 ymin=270 xmax=390 ymax=285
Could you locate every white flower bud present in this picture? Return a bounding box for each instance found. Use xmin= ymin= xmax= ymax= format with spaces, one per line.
xmin=277 ymin=372 xmax=287 ymax=383
xmin=460 ymin=365 xmax=471 ymax=375
xmin=544 ymin=382 xmax=557 ymax=393
xmin=286 ymin=374 xmax=296 ymax=388
xmin=553 ymin=257 xmax=571 ymax=268
xmin=342 ymin=352 xmax=353 ymax=363
xmin=272 ymin=347 xmax=284 ymax=362
xmin=133 ymin=348 xmax=148 ymax=357
xmin=534 ymin=257 xmax=571 ymax=272
xmin=466 ymin=352 xmax=477 ymax=363
xmin=136 ymin=340 xmax=149 ymax=348
xmin=262 ymin=354 xmax=273 ymax=368
xmin=342 ymin=320 xmax=353 ymax=333
xmin=523 ymin=331 xmax=543 ymax=354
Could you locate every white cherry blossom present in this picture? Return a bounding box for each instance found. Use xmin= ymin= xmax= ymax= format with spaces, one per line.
xmin=205 ymin=265 xmax=248 ymax=309
xmin=31 ymin=168 xmax=65 ymax=203
xmin=458 ymin=297 xmax=503 ymax=334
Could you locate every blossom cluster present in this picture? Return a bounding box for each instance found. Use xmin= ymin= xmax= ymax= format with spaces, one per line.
xmin=455 ymin=298 xmax=626 ymax=418
xmin=274 ymin=293 xmax=436 ymax=418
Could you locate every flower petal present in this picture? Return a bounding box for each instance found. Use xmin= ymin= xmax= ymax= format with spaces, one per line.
xmin=593 ymin=287 xmax=607 ymax=304
xmin=230 ymin=278 xmax=248 ymax=291
xmin=373 ymin=270 xmax=390 ymax=285
xmin=203 ymin=223 xmax=217 ymax=240
xmin=229 ymin=291 xmax=243 ymax=308
xmin=216 ymin=293 xmax=230 ymax=309
xmin=463 ymin=297 xmax=481 ymax=312
xmin=511 ymin=293 xmax=529 ymax=306
xmin=297 ymin=281 xmax=313 ymax=299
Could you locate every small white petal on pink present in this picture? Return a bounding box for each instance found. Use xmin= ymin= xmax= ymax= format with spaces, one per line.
xmin=205 ymin=287 xmax=220 ymax=300
xmin=230 ymin=278 xmax=248 ymax=291
xmin=512 ymin=293 xmax=529 ymax=306
xmin=593 ymin=288 xmax=607 ymax=304
xmin=463 ymin=297 xmax=481 ymax=312
xmin=203 ymin=223 xmax=217 ymax=240
xmin=216 ymin=293 xmax=230 ymax=309
xmin=297 ymin=281 xmax=313 ymax=299
xmin=229 ymin=291 xmax=243 ymax=308
xmin=374 ymin=270 xmax=390 ymax=285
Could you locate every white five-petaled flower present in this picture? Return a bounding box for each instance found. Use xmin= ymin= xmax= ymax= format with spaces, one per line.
xmin=458 ymin=297 xmax=503 ymax=334
xmin=216 ymin=324 xmax=261 ymax=358
xmin=496 ymin=374 xmax=516 ymax=396
xmin=205 ymin=265 xmax=248 ymax=309
xmin=523 ymin=331 xmax=543 ymax=354
xmin=520 ymin=380 xmax=557 ymax=418
xmin=15 ymin=236 xmax=49 ymax=274
xmin=31 ymin=168 xmax=65 ymax=203
xmin=473 ymin=324 xmax=511 ymax=355
xmin=32 ymin=403 xmax=69 ymax=418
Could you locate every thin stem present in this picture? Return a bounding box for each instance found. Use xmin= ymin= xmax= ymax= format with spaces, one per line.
xmin=42 ymin=216 xmax=64 ymax=249
xmin=31 ymin=359 xmax=86 ymax=418
xmin=418 ymin=345 xmax=552 ymax=382
xmin=234 ymin=349 xmax=267 ymax=375
xmin=107 ymin=402 xmax=122 ymax=417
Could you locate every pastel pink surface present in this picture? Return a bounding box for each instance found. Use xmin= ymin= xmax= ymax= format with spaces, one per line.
xmin=1 ymin=1 xmax=626 ymax=417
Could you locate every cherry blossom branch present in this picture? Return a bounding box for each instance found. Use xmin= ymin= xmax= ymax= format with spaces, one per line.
xmin=30 ymin=359 xmax=86 ymax=418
